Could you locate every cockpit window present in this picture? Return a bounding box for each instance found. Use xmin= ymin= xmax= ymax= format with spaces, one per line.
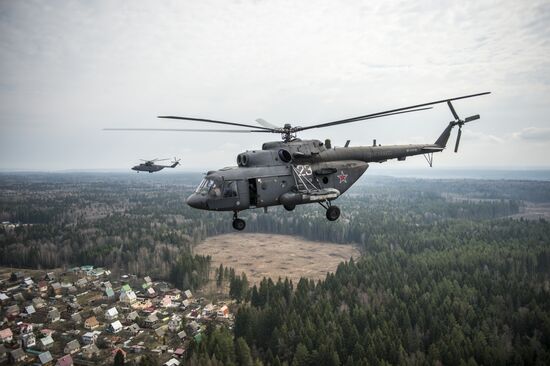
xmin=195 ymin=178 xmax=214 ymax=194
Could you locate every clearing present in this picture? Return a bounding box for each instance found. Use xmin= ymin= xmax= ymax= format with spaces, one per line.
xmin=194 ymin=233 xmax=360 ymax=285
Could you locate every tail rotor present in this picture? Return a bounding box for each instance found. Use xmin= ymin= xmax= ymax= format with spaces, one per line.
xmin=447 ymin=101 xmax=480 ymax=153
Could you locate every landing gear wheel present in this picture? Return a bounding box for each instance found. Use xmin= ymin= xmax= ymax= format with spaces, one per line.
xmin=283 ymin=204 xmax=295 ymax=211
xmin=326 ymin=206 xmax=340 ymax=221
xmin=232 ymin=218 xmax=246 ymax=231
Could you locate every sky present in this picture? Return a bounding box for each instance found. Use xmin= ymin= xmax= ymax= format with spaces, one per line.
xmin=0 ymin=0 xmax=549 ymax=172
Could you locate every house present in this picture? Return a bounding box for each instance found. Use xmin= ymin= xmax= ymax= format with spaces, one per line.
xmin=12 ymin=272 xmax=25 ymax=281
xmin=202 ymin=303 xmax=215 ymax=316
xmin=56 ymin=354 xmax=74 ymax=366
xmin=144 ymin=276 xmax=152 ymax=284
xmin=9 ymin=348 xmax=26 ymax=363
xmin=163 ymin=358 xmax=180 ymax=366
xmin=174 ymin=348 xmax=185 ymax=358
xmin=109 ymin=320 xmax=123 ymax=334
xmin=144 ymin=313 xmax=159 ymax=328
xmin=161 ymin=295 xmax=172 ymax=307
xmin=33 ymin=297 xmax=46 ymax=309
xmin=19 ymin=322 xmax=33 ymax=334
xmin=183 ymin=289 xmax=192 ymax=299
xmin=168 ymin=315 xmax=182 ymax=332
xmin=147 ymin=287 xmax=156 ymax=297
xmin=167 ymin=289 xmax=182 ymax=301
xmin=127 ymin=311 xmax=139 ymax=321
xmin=48 ymin=308 xmax=61 ymax=322
xmin=105 ymin=287 xmax=115 ymax=299
xmin=24 ymin=277 xmax=34 ymax=287
xmin=105 ymin=307 xmax=118 ymax=321
xmin=81 ymin=343 xmax=101 ymax=359
xmin=80 ymin=265 xmax=94 ymax=273
xmin=21 ymin=332 xmax=36 ymax=348
xmin=64 ymin=339 xmax=81 ymax=354
xmin=0 ymin=328 xmax=13 ymax=342
xmin=38 ymin=280 xmax=48 ymax=292
xmin=82 ymin=331 xmax=100 ymax=345
xmin=71 ymin=312 xmax=82 ymax=324
xmin=25 ymin=305 xmax=36 ymax=315
xmin=84 ymin=316 xmax=99 ymax=330
xmin=128 ymin=323 xmax=140 ymax=335
xmin=38 ymin=351 xmax=54 ymax=365
xmin=177 ymin=330 xmax=187 ymax=340
xmin=6 ymin=304 xmax=20 ymax=318
xmin=75 ymin=278 xmax=88 ymax=288
xmin=50 ymin=282 xmax=62 ymax=296
xmin=188 ymin=321 xmax=200 ymax=335
xmin=45 ymin=272 xmax=56 ymax=281
xmin=39 ymin=335 xmax=54 ymax=350
xmin=40 ymin=329 xmax=55 ymax=337
xmin=13 ymin=292 xmax=25 ymax=302
xmin=154 ymin=325 xmax=168 ymax=338
xmin=0 ymin=293 xmax=9 ymax=303
xmin=119 ymin=285 xmax=137 ymax=304
xmin=182 ymin=299 xmax=190 ymax=308
xmin=91 ymin=268 xmax=105 ymax=277
xmin=217 ymin=305 xmax=229 ymax=318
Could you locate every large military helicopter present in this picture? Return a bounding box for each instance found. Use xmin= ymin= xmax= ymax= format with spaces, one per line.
xmin=106 ymin=92 xmax=489 ymax=230
xmin=132 ymin=158 xmax=180 ymax=173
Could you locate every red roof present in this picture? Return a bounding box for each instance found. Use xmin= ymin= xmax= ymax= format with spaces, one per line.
xmin=56 ymin=354 xmax=73 ymax=366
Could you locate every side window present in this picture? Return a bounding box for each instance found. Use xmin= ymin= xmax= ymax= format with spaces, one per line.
xmin=223 ymin=181 xmax=238 ymax=198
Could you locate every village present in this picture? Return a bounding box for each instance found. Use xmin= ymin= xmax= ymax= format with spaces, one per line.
xmin=0 ymin=265 xmax=233 ymax=365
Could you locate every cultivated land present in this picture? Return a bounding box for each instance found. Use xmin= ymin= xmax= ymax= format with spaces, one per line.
xmin=194 ymin=233 xmax=360 ymax=284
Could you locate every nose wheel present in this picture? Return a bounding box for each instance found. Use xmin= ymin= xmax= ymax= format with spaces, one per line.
xmin=232 ymin=211 xmax=246 ymax=231
xmin=319 ymin=201 xmax=340 ymax=221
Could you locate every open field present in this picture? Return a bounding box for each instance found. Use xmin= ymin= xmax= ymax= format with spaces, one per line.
xmin=509 ymin=202 xmax=550 ymax=220
xmin=194 ymin=233 xmax=360 ymax=285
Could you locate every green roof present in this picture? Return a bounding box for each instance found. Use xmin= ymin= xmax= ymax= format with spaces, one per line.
xmin=121 ymin=284 xmax=132 ymax=292
xmin=194 ymin=333 xmax=203 ymax=343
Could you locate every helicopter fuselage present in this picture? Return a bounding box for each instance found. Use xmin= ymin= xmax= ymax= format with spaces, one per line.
xmin=186 ymin=137 xmax=443 ymax=212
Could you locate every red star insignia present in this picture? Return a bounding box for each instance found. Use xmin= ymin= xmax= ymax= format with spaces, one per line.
xmin=337 ymin=171 xmax=348 ymax=184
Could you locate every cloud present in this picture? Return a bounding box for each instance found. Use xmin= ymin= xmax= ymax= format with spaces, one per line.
xmin=463 ymin=129 xmax=505 ymax=144
xmin=512 ymin=127 xmax=550 ymax=141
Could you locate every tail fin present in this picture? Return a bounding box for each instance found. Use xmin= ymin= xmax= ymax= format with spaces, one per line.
xmin=434 ymin=123 xmax=454 ymax=148
xmin=171 ymin=161 xmax=180 ymax=168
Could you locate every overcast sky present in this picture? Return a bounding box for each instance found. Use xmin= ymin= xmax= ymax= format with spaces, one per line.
xmin=1 ymin=0 xmax=549 ymax=172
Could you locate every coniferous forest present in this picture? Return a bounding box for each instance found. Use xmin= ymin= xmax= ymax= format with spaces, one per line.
xmin=1 ymin=172 xmax=550 ymax=365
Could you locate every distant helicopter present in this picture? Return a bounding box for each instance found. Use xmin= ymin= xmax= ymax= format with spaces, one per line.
xmin=132 ymin=158 xmax=180 ymax=173
xmin=106 ymin=92 xmax=489 ymax=230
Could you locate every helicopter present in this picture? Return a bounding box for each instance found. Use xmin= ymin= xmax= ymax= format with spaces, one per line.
xmin=106 ymin=92 xmax=490 ymax=230
xmin=132 ymin=158 xmax=180 ymax=173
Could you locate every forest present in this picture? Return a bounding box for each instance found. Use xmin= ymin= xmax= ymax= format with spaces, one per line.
xmin=1 ymin=172 xmax=550 ymax=364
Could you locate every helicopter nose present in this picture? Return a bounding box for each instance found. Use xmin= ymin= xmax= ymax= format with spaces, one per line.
xmin=186 ymin=193 xmax=207 ymax=210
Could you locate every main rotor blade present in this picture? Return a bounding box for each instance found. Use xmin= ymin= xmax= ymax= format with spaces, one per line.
xmin=295 ymin=107 xmax=433 ymax=132
xmin=297 ymin=91 xmax=491 ymax=132
xmin=256 ymin=118 xmax=281 ymax=129
xmin=157 ymin=116 xmax=274 ymax=131
xmin=103 ymin=128 xmax=272 ymax=133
